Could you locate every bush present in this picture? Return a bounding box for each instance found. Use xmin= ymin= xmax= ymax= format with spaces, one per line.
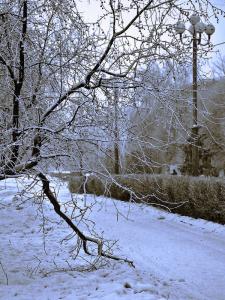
xmin=68 ymin=174 xmax=225 ymax=224
xmin=67 ymin=175 xmax=85 ymax=193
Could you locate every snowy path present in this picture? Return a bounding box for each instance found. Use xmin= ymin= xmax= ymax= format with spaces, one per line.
xmin=139 ymin=220 xmax=225 ymax=300
xmin=0 ymin=178 xmax=225 ymax=300
xmin=89 ymin=196 xmax=225 ymax=300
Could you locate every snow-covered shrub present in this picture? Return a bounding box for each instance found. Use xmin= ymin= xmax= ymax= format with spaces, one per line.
xmin=67 ymin=175 xmax=85 ymax=193
xmin=68 ymin=175 xmax=225 ymax=224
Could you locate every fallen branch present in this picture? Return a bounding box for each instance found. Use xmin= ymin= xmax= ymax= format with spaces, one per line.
xmin=38 ymin=172 xmax=134 ymax=267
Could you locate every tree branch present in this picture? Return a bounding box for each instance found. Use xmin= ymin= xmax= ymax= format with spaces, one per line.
xmin=38 ymin=172 xmax=134 ymax=266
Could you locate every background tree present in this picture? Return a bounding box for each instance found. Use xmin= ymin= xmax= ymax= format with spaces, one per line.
xmin=124 ymin=61 xmax=191 ymax=174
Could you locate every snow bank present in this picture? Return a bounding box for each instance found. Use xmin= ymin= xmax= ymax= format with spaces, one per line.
xmin=0 ymin=177 xmax=225 ymax=300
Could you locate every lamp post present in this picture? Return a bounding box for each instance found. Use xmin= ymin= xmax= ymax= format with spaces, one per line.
xmin=174 ymin=14 xmax=215 ymax=176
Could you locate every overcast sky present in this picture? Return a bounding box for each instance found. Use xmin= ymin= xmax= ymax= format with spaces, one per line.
xmin=210 ymin=0 xmax=225 ymax=58
xmin=79 ymin=0 xmax=225 ymax=64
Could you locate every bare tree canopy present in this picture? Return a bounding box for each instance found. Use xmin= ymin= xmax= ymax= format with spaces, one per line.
xmin=0 ymin=0 xmax=224 ymax=262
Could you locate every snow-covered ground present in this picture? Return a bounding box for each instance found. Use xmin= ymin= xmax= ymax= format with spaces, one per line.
xmin=0 ymin=177 xmax=225 ymax=300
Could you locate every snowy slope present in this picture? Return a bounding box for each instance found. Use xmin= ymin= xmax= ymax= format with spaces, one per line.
xmin=0 ymin=178 xmax=225 ymax=300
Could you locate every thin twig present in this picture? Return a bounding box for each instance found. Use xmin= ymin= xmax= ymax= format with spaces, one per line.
xmin=0 ymin=260 xmax=9 ymax=285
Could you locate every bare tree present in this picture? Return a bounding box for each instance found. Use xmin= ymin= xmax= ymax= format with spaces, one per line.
xmin=0 ymin=0 xmax=224 ymax=263
xmin=213 ymin=52 xmax=225 ymax=78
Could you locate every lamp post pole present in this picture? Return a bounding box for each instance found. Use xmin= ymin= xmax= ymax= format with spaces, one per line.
xmin=192 ymin=28 xmax=199 ymax=176
xmin=174 ymin=15 xmax=215 ymax=176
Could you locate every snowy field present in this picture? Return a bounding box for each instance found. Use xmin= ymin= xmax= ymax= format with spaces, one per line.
xmin=0 ymin=177 xmax=225 ymax=300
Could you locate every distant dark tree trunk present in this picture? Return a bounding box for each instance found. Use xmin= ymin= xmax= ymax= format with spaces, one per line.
xmin=114 ymin=88 xmax=120 ymax=174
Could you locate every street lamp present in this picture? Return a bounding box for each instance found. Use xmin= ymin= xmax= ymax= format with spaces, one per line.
xmin=174 ymin=14 xmax=215 ymax=176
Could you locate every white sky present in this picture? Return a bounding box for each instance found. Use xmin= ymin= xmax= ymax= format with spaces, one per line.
xmin=78 ymin=0 xmax=225 ymax=64
xmin=210 ymin=0 xmax=225 ymax=57
xmin=80 ymin=1 xmax=225 ymax=48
